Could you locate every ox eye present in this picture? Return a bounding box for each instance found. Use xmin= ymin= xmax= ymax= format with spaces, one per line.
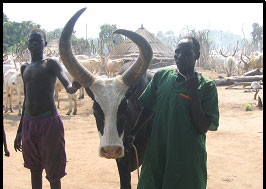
xmin=93 ymin=101 xmax=104 ymax=135
xmin=117 ymin=98 xmax=127 ymax=114
xmin=116 ymin=98 xmax=128 ymax=136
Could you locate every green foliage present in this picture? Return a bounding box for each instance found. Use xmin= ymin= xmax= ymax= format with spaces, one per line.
xmin=245 ymin=102 xmax=252 ymax=111
xmin=46 ymin=28 xmax=63 ymax=41
xmin=251 ymin=23 xmax=263 ymax=51
xmin=3 ymin=13 xmax=41 ymax=54
xmin=98 ymin=24 xmax=123 ymax=55
xmin=3 ymin=12 xmax=9 ymax=24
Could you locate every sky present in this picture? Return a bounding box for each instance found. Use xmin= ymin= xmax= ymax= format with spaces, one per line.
xmin=3 ymin=3 xmax=263 ymax=39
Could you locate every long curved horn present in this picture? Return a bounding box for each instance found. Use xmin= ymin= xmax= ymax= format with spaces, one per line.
xmin=114 ymin=29 xmax=153 ymax=87
xmin=240 ymin=53 xmax=248 ymax=64
xmin=244 ymin=53 xmax=251 ymax=60
xmin=3 ymin=54 xmax=9 ymax=62
xmin=59 ymin=7 xmax=96 ymax=88
xmin=231 ymin=49 xmax=236 ymax=57
xmin=219 ymin=49 xmax=228 ymax=57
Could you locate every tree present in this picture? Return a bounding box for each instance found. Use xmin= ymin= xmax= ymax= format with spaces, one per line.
xmin=180 ymin=28 xmax=213 ymax=70
xmin=156 ymin=31 xmax=166 ymax=43
xmin=165 ymin=30 xmax=177 ymax=51
xmin=251 ymin=23 xmax=263 ymax=52
xmin=46 ymin=28 xmax=63 ymax=41
xmin=3 ymin=12 xmax=9 ymax=24
xmin=156 ymin=31 xmax=177 ymax=51
xmin=99 ymin=24 xmax=123 ymax=55
xmin=3 ymin=13 xmax=41 ymax=54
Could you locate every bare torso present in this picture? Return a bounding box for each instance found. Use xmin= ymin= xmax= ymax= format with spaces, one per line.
xmin=22 ymin=58 xmax=60 ymax=116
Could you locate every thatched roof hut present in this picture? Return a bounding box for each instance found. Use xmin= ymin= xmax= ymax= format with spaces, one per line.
xmin=46 ymin=38 xmax=59 ymax=52
xmin=109 ymin=25 xmax=175 ymax=68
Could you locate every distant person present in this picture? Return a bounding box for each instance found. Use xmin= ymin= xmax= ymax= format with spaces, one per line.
xmin=14 ymin=28 xmax=81 ymax=189
xmin=3 ymin=76 xmax=10 ymax=157
xmin=133 ymin=36 xmax=219 ymax=188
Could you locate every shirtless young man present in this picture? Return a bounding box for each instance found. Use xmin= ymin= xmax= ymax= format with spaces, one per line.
xmin=14 ymin=28 xmax=81 ymax=189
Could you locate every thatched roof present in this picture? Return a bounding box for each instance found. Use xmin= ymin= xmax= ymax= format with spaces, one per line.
xmin=46 ymin=38 xmax=59 ymax=52
xmin=109 ymin=25 xmax=175 ymax=68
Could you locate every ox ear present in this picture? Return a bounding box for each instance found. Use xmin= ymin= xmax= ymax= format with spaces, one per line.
xmin=125 ymin=85 xmax=137 ymax=100
xmin=195 ymin=52 xmax=200 ymax=60
xmin=84 ymin=87 xmax=95 ymax=101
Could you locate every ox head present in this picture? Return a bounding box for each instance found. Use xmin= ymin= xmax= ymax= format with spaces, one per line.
xmin=59 ymin=8 xmax=153 ymax=159
xmin=11 ymin=69 xmax=23 ymax=86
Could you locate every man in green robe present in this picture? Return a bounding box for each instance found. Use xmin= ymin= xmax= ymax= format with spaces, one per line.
xmin=136 ymin=36 xmax=219 ymax=189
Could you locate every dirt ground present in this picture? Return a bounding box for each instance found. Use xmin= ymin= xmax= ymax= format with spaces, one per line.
xmin=3 ymin=67 xmax=263 ymax=189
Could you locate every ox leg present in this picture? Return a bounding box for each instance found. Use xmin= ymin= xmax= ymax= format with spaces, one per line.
xmin=9 ymin=89 xmax=13 ymax=113
xmin=116 ymin=159 xmax=131 ymax=189
xmin=17 ymin=86 xmax=22 ymax=116
xmin=5 ymin=88 xmax=9 ymax=113
xmin=54 ymin=90 xmax=60 ymax=109
xmin=78 ymin=88 xmax=84 ymax=99
xmin=66 ymin=94 xmax=72 ymax=115
xmin=73 ymin=94 xmax=77 ymax=115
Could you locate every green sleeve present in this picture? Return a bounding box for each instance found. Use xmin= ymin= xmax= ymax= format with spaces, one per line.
xmin=201 ymin=80 xmax=219 ymax=131
xmin=138 ymin=72 xmax=159 ymax=111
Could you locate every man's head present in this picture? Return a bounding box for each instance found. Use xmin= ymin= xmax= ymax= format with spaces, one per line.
xmin=174 ymin=36 xmax=200 ymax=75
xmin=28 ymin=28 xmax=47 ymax=54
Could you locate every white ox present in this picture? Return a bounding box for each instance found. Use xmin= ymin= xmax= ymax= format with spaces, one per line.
xmin=59 ymin=8 xmax=153 ymax=188
xmin=54 ymin=64 xmax=78 ymax=115
xmin=220 ymin=49 xmax=237 ymax=77
xmin=4 ymin=68 xmax=24 ymax=116
xmin=101 ymin=56 xmax=124 ymax=77
xmin=3 ymin=54 xmax=21 ymax=74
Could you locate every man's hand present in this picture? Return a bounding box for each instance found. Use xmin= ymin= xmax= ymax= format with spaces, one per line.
xmin=14 ymin=132 xmax=22 ymax=152
xmin=72 ymin=80 xmax=81 ymax=89
xmin=4 ymin=148 xmax=10 ymax=157
xmin=186 ymin=72 xmax=199 ymax=94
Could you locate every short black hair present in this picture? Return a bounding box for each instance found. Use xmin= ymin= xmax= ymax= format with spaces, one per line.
xmin=28 ymin=28 xmax=47 ymax=42
xmin=183 ymin=36 xmax=200 ymax=54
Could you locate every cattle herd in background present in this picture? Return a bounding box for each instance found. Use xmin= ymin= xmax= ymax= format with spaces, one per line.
xmin=207 ymin=49 xmax=263 ymax=77
xmin=3 ymin=45 xmax=263 ymax=116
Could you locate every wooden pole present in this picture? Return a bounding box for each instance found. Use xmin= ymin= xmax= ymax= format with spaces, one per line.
xmin=86 ymin=23 xmax=87 ymax=41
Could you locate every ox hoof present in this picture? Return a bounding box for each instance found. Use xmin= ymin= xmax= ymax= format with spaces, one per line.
xmin=66 ymin=112 xmax=71 ymax=115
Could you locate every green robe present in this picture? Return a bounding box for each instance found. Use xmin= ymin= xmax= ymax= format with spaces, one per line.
xmin=137 ymin=68 xmax=219 ymax=189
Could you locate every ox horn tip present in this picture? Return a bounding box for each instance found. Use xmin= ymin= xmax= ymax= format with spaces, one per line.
xmin=80 ymin=7 xmax=87 ymax=11
xmin=113 ymin=29 xmax=130 ymax=35
xmin=74 ymin=7 xmax=87 ymax=16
